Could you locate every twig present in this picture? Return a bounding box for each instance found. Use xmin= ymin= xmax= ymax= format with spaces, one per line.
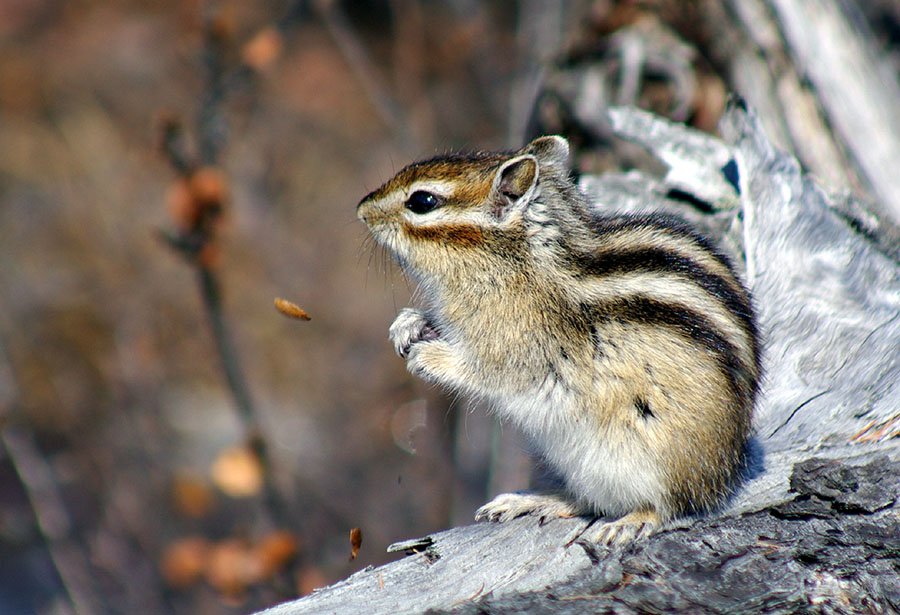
xmin=197 ymin=266 xmax=256 ymax=431
xmin=311 ymin=0 xmax=408 ymax=138
xmin=0 ymin=342 xmax=102 ymax=615
xmin=159 ymin=4 xmax=362 ymax=543
xmin=197 ymin=10 xmax=230 ymax=166
xmin=159 ymin=9 xmax=292 ymax=533
xmin=1 ymin=430 xmax=103 ymax=615
xmin=159 ymin=115 xmax=194 ymax=176
xmin=196 ymin=266 xmax=289 ymax=524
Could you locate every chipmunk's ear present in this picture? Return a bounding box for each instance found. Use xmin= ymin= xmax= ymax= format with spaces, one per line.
xmin=523 ymin=135 xmax=569 ymax=172
xmin=490 ymin=154 xmax=538 ymax=219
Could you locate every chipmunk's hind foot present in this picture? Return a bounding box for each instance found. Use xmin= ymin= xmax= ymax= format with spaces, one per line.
xmin=590 ymin=509 xmax=661 ymax=546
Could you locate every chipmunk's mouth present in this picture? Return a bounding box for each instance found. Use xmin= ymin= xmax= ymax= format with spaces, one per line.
xmin=418 ymin=321 xmax=440 ymax=343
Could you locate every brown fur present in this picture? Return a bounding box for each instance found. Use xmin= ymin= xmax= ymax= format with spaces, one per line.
xmin=362 ymin=154 xmax=506 ymax=206
xmin=402 ymin=221 xmax=485 ymax=248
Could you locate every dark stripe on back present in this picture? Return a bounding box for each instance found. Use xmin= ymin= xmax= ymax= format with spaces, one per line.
xmin=579 ymin=212 xmax=760 ymax=374
xmin=589 ymin=296 xmax=754 ymax=402
xmin=587 ymin=212 xmax=725 ymax=264
xmin=573 ymin=247 xmax=757 ymax=355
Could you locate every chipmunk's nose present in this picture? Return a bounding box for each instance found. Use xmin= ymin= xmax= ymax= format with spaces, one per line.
xmin=357 ymin=190 xmax=392 ymax=225
xmin=356 ymin=196 xmax=373 ymax=223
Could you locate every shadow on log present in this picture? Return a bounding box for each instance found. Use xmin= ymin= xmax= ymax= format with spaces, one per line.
xmin=261 ymin=103 xmax=899 ymax=614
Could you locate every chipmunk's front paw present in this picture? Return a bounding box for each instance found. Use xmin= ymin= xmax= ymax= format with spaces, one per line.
xmin=475 ymin=492 xmax=581 ymax=524
xmin=389 ymin=308 xmax=439 ymax=358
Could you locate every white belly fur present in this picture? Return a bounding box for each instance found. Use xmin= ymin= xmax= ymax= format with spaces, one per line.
xmin=496 ymin=382 xmax=665 ymax=517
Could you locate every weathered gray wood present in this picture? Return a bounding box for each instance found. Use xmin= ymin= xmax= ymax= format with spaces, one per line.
xmin=721 ymin=103 xmax=899 ymax=454
xmin=768 ymin=0 xmax=900 ymax=226
xmin=260 ymin=103 xmax=899 ymax=615
xmin=727 ymin=0 xmax=858 ymax=196
xmin=451 ymin=455 xmax=899 ymax=614
xmin=729 ymin=0 xmax=900 ymax=227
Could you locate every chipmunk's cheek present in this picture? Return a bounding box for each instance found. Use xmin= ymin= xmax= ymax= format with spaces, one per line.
xmin=365 ymin=221 xmax=411 ymax=261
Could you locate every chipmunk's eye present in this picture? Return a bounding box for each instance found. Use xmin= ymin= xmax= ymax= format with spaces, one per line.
xmin=405 ymin=190 xmax=442 ymax=214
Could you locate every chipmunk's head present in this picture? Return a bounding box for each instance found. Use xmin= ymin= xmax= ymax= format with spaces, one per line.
xmin=357 ymin=136 xmax=571 ymax=276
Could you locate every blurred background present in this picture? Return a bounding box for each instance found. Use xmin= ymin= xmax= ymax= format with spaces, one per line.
xmin=0 ymin=1 xmax=897 ymax=613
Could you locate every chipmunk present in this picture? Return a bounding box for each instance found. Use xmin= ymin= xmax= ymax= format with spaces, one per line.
xmin=357 ymin=136 xmax=760 ymax=544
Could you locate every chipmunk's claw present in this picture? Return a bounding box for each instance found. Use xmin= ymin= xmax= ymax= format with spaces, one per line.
xmin=589 ymin=510 xmax=660 ymax=546
xmin=389 ymin=308 xmax=438 ymax=357
xmin=475 ymin=492 xmax=581 ymax=524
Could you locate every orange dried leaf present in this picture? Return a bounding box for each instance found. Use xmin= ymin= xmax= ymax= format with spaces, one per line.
xmin=210 ymin=446 xmax=263 ymax=498
xmin=274 ymin=298 xmax=311 ymax=321
xmin=189 ymin=166 xmax=229 ymax=210
xmin=165 ymin=167 xmax=228 ymax=235
xmin=160 ymin=536 xmax=211 ymax=589
xmin=206 ymin=538 xmax=258 ymax=597
xmin=166 ymin=178 xmax=195 ymax=231
xmin=256 ymin=530 xmax=300 ymax=576
xmin=242 ymin=27 xmax=284 ymax=71
xmin=207 ymin=12 xmax=236 ymax=45
xmin=171 ymin=474 xmax=215 ymax=519
xmin=850 ymin=416 xmax=899 ymax=443
xmin=349 ymin=527 xmax=362 ymax=561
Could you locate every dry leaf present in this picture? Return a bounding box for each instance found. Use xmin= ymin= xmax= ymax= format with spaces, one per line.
xmin=171 ymin=474 xmax=215 ymax=519
xmin=165 ymin=167 xmax=228 ymax=234
xmin=210 ymin=446 xmax=263 ymax=498
xmin=189 ymin=166 xmax=228 ymax=210
xmin=850 ymin=416 xmax=900 ymax=443
xmin=274 ymin=298 xmax=311 ymax=321
xmin=349 ymin=527 xmax=362 ymax=560
xmin=160 ymin=536 xmax=211 ymax=589
xmin=242 ymin=27 xmax=284 ymax=71
xmin=256 ymin=530 xmax=300 ymax=577
xmin=206 ymin=538 xmax=260 ymax=598
xmin=165 ymin=177 xmax=194 ymax=231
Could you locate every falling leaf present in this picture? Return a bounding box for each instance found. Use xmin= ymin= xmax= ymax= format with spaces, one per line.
xmin=349 ymin=527 xmax=363 ymax=560
xmin=211 ymin=446 xmax=263 ymax=498
xmin=274 ymin=298 xmax=311 ymax=321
